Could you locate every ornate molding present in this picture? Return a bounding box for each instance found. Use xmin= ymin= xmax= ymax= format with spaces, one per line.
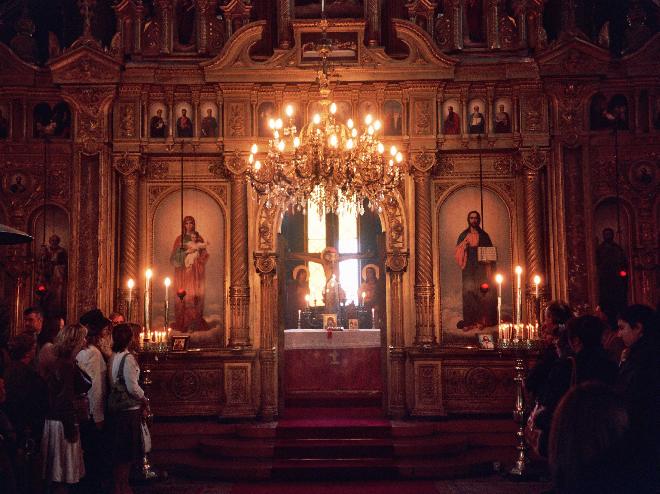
xmin=113 ymin=153 xmax=141 ymax=176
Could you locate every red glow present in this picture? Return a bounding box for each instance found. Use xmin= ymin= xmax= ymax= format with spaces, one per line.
xmin=36 ymin=284 xmax=47 ymax=294
xmin=619 ymin=270 xmax=627 ymax=278
xmin=480 ymin=283 xmax=490 ymax=293
xmin=176 ymin=288 xmax=187 ymax=301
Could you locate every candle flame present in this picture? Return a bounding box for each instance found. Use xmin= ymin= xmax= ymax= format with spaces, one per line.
xmin=495 ymin=273 xmax=504 ymax=284
xmin=145 ymin=268 xmax=153 ymax=279
xmin=533 ymin=274 xmax=541 ymax=285
xmin=515 ymin=265 xmax=523 ymax=275
xmin=164 ymin=277 xmax=171 ymax=287
xmin=127 ymin=278 xmax=135 ymax=289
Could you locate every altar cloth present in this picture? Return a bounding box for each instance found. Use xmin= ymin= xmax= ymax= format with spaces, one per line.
xmin=284 ymin=328 xmax=381 ymax=349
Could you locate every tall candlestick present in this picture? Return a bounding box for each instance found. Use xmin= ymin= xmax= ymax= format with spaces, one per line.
xmin=145 ymin=268 xmax=153 ymax=333
xmin=495 ymin=273 xmax=503 ymax=327
xmin=371 ymin=307 xmax=376 ymax=329
xmin=297 ymin=309 xmax=302 ymax=329
xmin=515 ymin=266 xmax=522 ymax=325
xmin=361 ymin=291 xmax=366 ymax=307
xmin=127 ymin=278 xmax=135 ymax=322
xmin=164 ymin=277 xmax=171 ymax=330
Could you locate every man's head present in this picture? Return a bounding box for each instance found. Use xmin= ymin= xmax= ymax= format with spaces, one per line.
xmin=206 ymin=109 xmax=213 ymax=116
xmin=181 ymin=109 xmax=187 ymax=117
xmin=467 ymin=210 xmax=481 ymax=229
xmin=617 ymin=304 xmax=656 ymax=348
xmin=366 ymin=267 xmax=376 ymax=282
xmin=544 ymin=300 xmax=572 ymax=328
xmin=602 ymin=228 xmax=615 ymax=243
xmin=473 ymin=105 xmax=480 ymax=112
xmin=109 ymin=312 xmax=125 ymax=326
xmin=156 ymin=109 xmax=162 ymax=117
xmin=23 ymin=307 xmax=44 ymax=334
xmin=448 ymin=106 xmax=454 ymax=113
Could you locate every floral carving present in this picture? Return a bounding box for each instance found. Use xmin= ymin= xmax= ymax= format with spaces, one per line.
xmin=414 ymin=100 xmax=433 ymax=135
xmin=58 ymin=57 xmax=116 ymax=82
xmin=148 ymin=161 xmax=168 ymax=179
xmin=119 ymin=104 xmax=135 ymax=138
xmin=170 ymin=370 xmax=200 ymax=400
xmin=228 ymin=103 xmax=246 ymax=137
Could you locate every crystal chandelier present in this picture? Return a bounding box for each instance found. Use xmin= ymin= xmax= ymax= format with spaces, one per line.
xmin=247 ymin=40 xmax=406 ymax=216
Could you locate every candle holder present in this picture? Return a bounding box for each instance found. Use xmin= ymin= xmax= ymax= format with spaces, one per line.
xmin=498 ymin=332 xmax=542 ymax=477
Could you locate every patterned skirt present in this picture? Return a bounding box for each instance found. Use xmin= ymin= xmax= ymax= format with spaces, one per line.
xmin=41 ymin=420 xmax=85 ymax=484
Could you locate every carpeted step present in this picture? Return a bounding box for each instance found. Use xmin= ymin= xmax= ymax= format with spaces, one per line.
xmin=396 ymin=447 xmax=513 ymax=479
xmin=285 ymin=391 xmax=383 ymax=408
xmin=271 ymin=458 xmax=397 ymax=481
xmin=150 ymin=450 xmax=272 ymax=481
xmin=275 ymin=438 xmax=394 ymax=459
xmin=393 ymin=436 xmax=470 ymax=457
xmin=281 ymin=406 xmax=385 ymax=419
xmin=276 ymin=420 xmax=391 ymax=440
xmin=197 ymin=439 xmax=275 ymax=458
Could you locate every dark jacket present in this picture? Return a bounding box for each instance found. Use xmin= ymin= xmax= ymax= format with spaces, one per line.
xmin=2 ymin=360 xmax=48 ymax=443
xmin=616 ymin=335 xmax=660 ymax=469
xmin=43 ymin=358 xmax=78 ymax=440
xmin=526 ymin=344 xmax=558 ymax=399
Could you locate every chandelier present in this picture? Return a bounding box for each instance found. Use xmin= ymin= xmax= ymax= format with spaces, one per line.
xmin=246 ymin=37 xmax=406 ymax=216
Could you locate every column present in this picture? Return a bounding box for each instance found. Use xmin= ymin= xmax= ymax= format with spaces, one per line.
xmin=386 ymin=250 xmax=408 ymax=418
xmin=157 ymin=0 xmax=173 ymax=54
xmin=229 ymin=172 xmax=251 ymax=347
xmin=196 ymin=0 xmax=212 ymax=54
xmin=277 ymin=0 xmax=291 ymax=49
xmin=450 ymin=0 xmax=463 ymax=50
xmin=488 ymin=0 xmax=501 ymax=49
xmin=114 ymin=154 xmax=141 ymax=319
xmin=513 ymin=0 xmax=528 ymax=48
xmin=254 ymin=252 xmax=278 ymax=421
xmin=365 ymin=0 xmax=380 ymax=47
xmin=413 ymin=163 xmax=436 ymax=346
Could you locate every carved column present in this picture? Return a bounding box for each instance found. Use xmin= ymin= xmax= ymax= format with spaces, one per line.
xmin=276 ymin=0 xmax=291 ymax=48
xmin=413 ymin=154 xmax=437 ymax=346
xmin=196 ymin=0 xmax=212 ymax=54
xmin=229 ymin=169 xmax=251 ymax=347
xmin=134 ymin=2 xmax=144 ymax=54
xmin=156 ymin=0 xmax=173 ymax=54
xmin=366 ymin=0 xmax=380 ymax=47
xmin=513 ymin=0 xmax=528 ymax=48
xmin=254 ymin=252 xmax=278 ymax=421
xmin=387 ymin=250 xmax=408 ymax=418
xmin=488 ymin=0 xmax=501 ymax=49
xmin=450 ymin=0 xmax=463 ymax=50
xmin=114 ymin=154 xmax=141 ymax=318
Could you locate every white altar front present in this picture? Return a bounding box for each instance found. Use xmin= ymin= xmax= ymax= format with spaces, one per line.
xmin=284 ymin=328 xmax=381 ymax=349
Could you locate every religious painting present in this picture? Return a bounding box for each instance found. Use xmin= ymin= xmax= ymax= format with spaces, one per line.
xmin=493 ymin=98 xmax=512 ymax=133
xmin=282 ymin=101 xmax=303 ymax=132
xmin=286 ymin=265 xmax=310 ymax=329
xmin=171 ymin=335 xmax=190 ymax=351
xmin=0 ymin=102 xmax=10 ymax=139
xmin=438 ymin=186 xmax=512 ymax=346
xmin=383 ymin=100 xmax=403 ymax=136
xmin=590 ymin=92 xmax=609 ymax=130
xmin=174 ymin=102 xmax=194 ymax=138
xmin=148 ymin=102 xmax=168 ymax=138
xmin=174 ymin=0 xmax=196 ymax=51
xmin=257 ymin=101 xmax=277 ymax=137
xmin=294 ymin=0 xmax=364 ymax=19
xmin=5 ymin=172 xmax=29 ymax=195
xmin=359 ymin=264 xmax=379 ymax=308
xmin=477 ymin=333 xmax=495 ymax=349
xmin=31 ymin=205 xmax=70 ymax=319
xmin=607 ymin=94 xmax=628 ymax=129
xmin=358 ymin=100 xmax=378 ymax=124
xmin=467 ymin=98 xmax=486 ymax=134
xmin=200 ymin=102 xmax=219 ymax=138
xmin=628 ymin=160 xmax=657 ymax=190
xmin=152 ymin=189 xmax=226 ymax=347
xmin=33 ymin=101 xmax=71 ymax=138
xmin=301 ymin=31 xmax=358 ymax=64
xmin=442 ymin=99 xmax=461 ymax=135
xmin=593 ymin=199 xmax=631 ymax=327
xmin=323 ymin=313 xmax=338 ymax=330
xmin=333 ymin=100 xmax=352 ymax=125
xmin=463 ymin=0 xmax=485 ymax=45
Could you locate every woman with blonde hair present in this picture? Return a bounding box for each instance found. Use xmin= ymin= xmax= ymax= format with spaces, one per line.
xmin=41 ymin=323 xmax=89 ymax=493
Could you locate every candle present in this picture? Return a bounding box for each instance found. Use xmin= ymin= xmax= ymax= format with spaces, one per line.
xmin=139 ymin=331 xmax=144 ymax=349
xmin=164 ymin=277 xmax=171 ymax=330
xmin=515 ymin=266 xmax=523 ymax=325
xmin=533 ymin=274 xmax=541 ymax=299
xmin=361 ymin=291 xmax=366 ymax=307
xmin=305 ymin=294 xmax=310 ymax=308
xmin=127 ymin=278 xmax=135 ymax=321
xmin=145 ymin=268 xmax=153 ymax=333
xmin=371 ymin=307 xmax=376 ymax=329
xmin=495 ymin=273 xmax=503 ymax=326
xmin=297 ymin=309 xmax=302 ymax=329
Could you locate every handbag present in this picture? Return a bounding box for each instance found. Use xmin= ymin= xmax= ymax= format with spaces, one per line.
xmin=107 ymin=354 xmax=142 ymax=413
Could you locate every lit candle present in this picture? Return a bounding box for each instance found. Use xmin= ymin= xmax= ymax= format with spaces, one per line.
xmin=515 ymin=266 xmax=523 ymax=325
xmin=297 ymin=309 xmax=302 ymax=329
xmin=145 ymin=268 xmax=153 ymax=333
xmin=371 ymin=307 xmax=376 ymax=329
xmin=127 ymin=278 xmax=135 ymax=322
xmin=305 ymin=294 xmax=310 ymax=308
xmin=361 ymin=291 xmax=366 ymax=307
xmin=139 ymin=330 xmax=144 ymax=349
xmin=495 ymin=273 xmax=503 ymax=327
xmin=533 ymin=274 xmax=541 ymax=299
xmin=164 ymin=277 xmax=171 ymax=330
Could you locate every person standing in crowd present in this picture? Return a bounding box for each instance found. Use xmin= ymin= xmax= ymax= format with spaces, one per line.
xmin=77 ymin=309 xmax=112 ymax=493
xmin=548 ymin=382 xmax=650 ymax=493
xmin=41 ymin=324 xmax=88 ymax=494
xmin=107 ymin=323 xmax=149 ymax=494
xmin=22 ymin=307 xmax=44 ymax=340
xmin=3 ymin=333 xmax=48 ymax=493
xmin=616 ymin=304 xmax=660 ymax=486
xmin=109 ymin=312 xmax=125 ymax=326
xmin=38 ymin=313 xmax=65 ymax=378
xmin=526 ymin=300 xmax=572 ymax=401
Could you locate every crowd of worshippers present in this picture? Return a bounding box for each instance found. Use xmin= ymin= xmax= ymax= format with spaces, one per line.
xmin=0 ymin=307 xmax=147 ymax=494
xmin=525 ymin=302 xmax=659 ymax=493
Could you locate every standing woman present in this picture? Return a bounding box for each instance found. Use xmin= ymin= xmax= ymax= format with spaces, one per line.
xmin=107 ymin=323 xmax=148 ymax=494
xmin=41 ymin=323 xmax=88 ymax=494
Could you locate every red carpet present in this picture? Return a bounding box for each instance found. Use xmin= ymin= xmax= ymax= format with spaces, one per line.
xmin=230 ymin=480 xmax=441 ymax=494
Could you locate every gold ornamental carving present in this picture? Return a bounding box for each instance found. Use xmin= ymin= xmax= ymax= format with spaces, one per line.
xmin=113 ymin=153 xmax=141 ymax=176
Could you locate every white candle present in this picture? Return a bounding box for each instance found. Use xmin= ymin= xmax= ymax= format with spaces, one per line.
xmin=515 ymin=266 xmax=522 ymax=325
xmin=305 ymin=294 xmax=310 ymax=308
xmin=495 ymin=273 xmax=503 ymax=326
xmin=127 ymin=278 xmax=135 ymax=321
xmin=371 ymin=307 xmax=376 ymax=329
xmin=297 ymin=309 xmax=302 ymax=328
xmin=361 ymin=291 xmax=366 ymax=307
xmin=533 ymin=274 xmax=541 ymax=299
xmin=164 ymin=277 xmax=171 ymax=330
xmin=145 ymin=268 xmax=153 ymax=332
xmin=139 ymin=331 xmax=144 ymax=349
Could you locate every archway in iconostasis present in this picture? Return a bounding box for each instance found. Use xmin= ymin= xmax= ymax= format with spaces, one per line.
xmin=593 ymin=197 xmax=633 ymax=326
xmin=151 ymin=188 xmax=226 ymax=347
xmin=29 ymin=205 xmax=70 ymax=320
xmin=438 ymin=185 xmax=513 ymax=346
